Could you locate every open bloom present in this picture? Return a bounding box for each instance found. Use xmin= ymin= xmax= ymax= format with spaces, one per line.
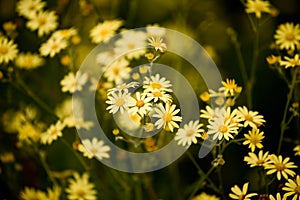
xmin=207 ymin=116 xmax=239 ymax=141
xmin=103 ymin=58 xmax=131 ymax=84
xmin=128 ymin=92 xmax=152 ymax=116
xmin=265 ymin=154 xmax=298 ymax=180
xmin=60 ymin=71 xmax=88 ymax=93
xmin=220 ymin=78 xmax=242 ymax=96
xmin=16 ymin=0 xmax=46 ymax=19
xmin=174 ymin=120 xmax=204 ymax=146
xmin=143 ymin=73 xmax=173 ymax=93
xmin=20 ymin=187 xmax=47 ymax=200
xmin=274 ymin=22 xmax=300 ymax=51
xmin=153 ymin=103 xmax=182 ymax=132
xmin=15 ymin=52 xmax=44 ymax=69
xmin=244 ymin=150 xmax=270 ymax=167
xmin=280 ymin=54 xmax=300 ymax=68
xmin=26 ymin=10 xmax=58 ymax=37
xmin=235 ymin=106 xmax=265 ymax=129
xmin=243 ymin=128 xmax=265 ymax=152
xmin=0 ymin=37 xmax=18 ymax=64
xmin=41 ymin=120 xmax=65 ymax=145
xmin=148 ymin=36 xmax=167 ymax=52
xmin=245 ymin=0 xmax=271 ymax=18
xmin=229 ymin=182 xmax=257 ymax=200
xmin=40 ymin=34 xmax=68 ymax=57
xmin=269 ymin=193 xmax=284 ymax=200
xmin=282 ymin=175 xmax=300 ymax=200
xmin=106 ymin=91 xmax=135 ymax=114
xmin=65 ymin=173 xmax=97 ymax=200
xmin=78 ymin=138 xmax=111 ymax=160
xmin=89 ymin=20 xmax=123 ymax=44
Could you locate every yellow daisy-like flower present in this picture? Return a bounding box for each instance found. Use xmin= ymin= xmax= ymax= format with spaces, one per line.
xmin=15 ymin=52 xmax=44 ymax=69
xmin=0 ymin=37 xmax=18 ymax=64
xmin=78 ymin=137 xmax=111 ymax=160
xmin=148 ymin=36 xmax=167 ymax=52
xmin=220 ymin=78 xmax=242 ymax=96
xmin=235 ymin=106 xmax=266 ymax=129
xmin=245 ymin=0 xmax=271 ymax=18
xmin=207 ymin=116 xmax=239 ymax=141
xmin=283 ymin=175 xmax=300 ymax=200
xmin=266 ymin=54 xmax=281 ymax=65
xmin=294 ymin=145 xmax=300 ymax=156
xmin=229 ymin=182 xmax=257 ymax=200
xmin=153 ymin=103 xmax=182 ymax=132
xmin=269 ymin=193 xmax=284 ymax=200
xmin=46 ymin=185 xmax=61 ymax=200
xmin=20 ymin=187 xmax=47 ymax=200
xmin=274 ymin=22 xmax=300 ymax=51
xmin=65 ymin=173 xmax=97 ymax=200
xmin=16 ymin=0 xmax=46 ymax=19
xmin=280 ymin=54 xmax=300 ymax=68
xmin=243 ymin=128 xmax=264 ymax=152
xmin=244 ymin=150 xmax=270 ymax=167
xmin=265 ymin=154 xmax=298 ymax=180
xmin=193 ymin=192 xmax=220 ymax=200
xmin=40 ymin=120 xmax=65 ymax=145
xmin=39 ymin=33 xmax=68 ymax=57
xmin=89 ymin=19 xmax=123 ymax=44
xmin=26 ymin=10 xmax=58 ymax=37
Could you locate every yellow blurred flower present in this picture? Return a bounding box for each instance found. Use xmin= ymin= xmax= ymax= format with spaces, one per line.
xmin=245 ymin=0 xmax=271 ymax=18
xmin=294 ymin=145 xmax=300 ymax=156
xmin=274 ymin=22 xmax=300 ymax=51
xmin=193 ymin=192 xmax=220 ymax=200
xmin=16 ymin=0 xmax=46 ymax=19
xmin=266 ymin=54 xmax=281 ymax=65
xmin=0 ymin=36 xmax=18 ymax=64
xmin=41 ymin=120 xmax=65 ymax=145
xmin=89 ymin=20 xmax=123 ymax=44
xmin=20 ymin=187 xmax=47 ymax=200
xmin=15 ymin=52 xmax=44 ymax=69
xmin=280 ymin=54 xmax=300 ymax=68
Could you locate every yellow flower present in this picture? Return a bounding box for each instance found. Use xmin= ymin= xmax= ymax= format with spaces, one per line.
xmin=0 ymin=152 xmax=15 ymax=163
xmin=294 ymin=145 xmax=300 ymax=156
xmin=244 ymin=150 xmax=270 ymax=167
xmin=20 ymin=187 xmax=47 ymax=200
xmin=46 ymin=185 xmax=61 ymax=200
xmin=0 ymin=36 xmax=18 ymax=64
xmin=39 ymin=34 xmax=68 ymax=57
xmin=266 ymin=54 xmax=281 ymax=65
xmin=193 ymin=192 xmax=220 ymax=200
xmin=282 ymin=175 xmax=300 ymax=200
xmin=15 ymin=52 xmax=44 ymax=69
xmin=245 ymin=0 xmax=271 ymax=18
xmin=65 ymin=173 xmax=97 ymax=200
xmin=220 ymin=78 xmax=242 ymax=96
xmin=280 ymin=54 xmax=300 ymax=68
xmin=40 ymin=120 xmax=65 ymax=145
xmin=265 ymin=154 xmax=298 ymax=180
xmin=235 ymin=106 xmax=266 ymax=129
xmin=89 ymin=20 xmax=123 ymax=44
xmin=229 ymin=182 xmax=257 ymax=200
xmin=243 ymin=128 xmax=264 ymax=152
xmin=78 ymin=137 xmax=111 ymax=160
xmin=274 ymin=22 xmax=300 ymax=51
xmin=200 ymin=91 xmax=210 ymax=102
xmin=148 ymin=36 xmax=167 ymax=52
xmin=16 ymin=0 xmax=46 ymax=19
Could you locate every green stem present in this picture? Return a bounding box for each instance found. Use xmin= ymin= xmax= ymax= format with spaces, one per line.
xmin=277 ymin=68 xmax=298 ymax=154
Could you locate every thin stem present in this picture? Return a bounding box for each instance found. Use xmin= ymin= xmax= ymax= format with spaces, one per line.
xmin=217 ymin=167 xmax=226 ymax=200
xmin=277 ymin=68 xmax=298 ymax=154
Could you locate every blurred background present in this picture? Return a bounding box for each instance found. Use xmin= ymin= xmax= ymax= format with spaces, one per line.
xmin=0 ymin=0 xmax=300 ymax=199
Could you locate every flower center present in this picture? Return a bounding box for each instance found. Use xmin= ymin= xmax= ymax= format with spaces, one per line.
xmin=76 ymin=189 xmax=86 ymax=198
xmin=238 ymin=194 xmax=245 ymax=200
xmin=275 ymin=163 xmax=285 ymax=171
xmin=285 ymin=33 xmax=295 ymax=41
xmin=295 ymin=186 xmax=300 ymax=195
xmin=115 ymin=98 xmax=125 ymax=107
xmin=0 ymin=46 xmax=8 ymax=55
xmin=164 ymin=113 xmax=173 ymax=122
xmin=253 ymin=3 xmax=264 ymax=11
xmin=112 ymin=67 xmax=120 ymax=75
xmin=51 ymin=43 xmax=59 ymax=50
xmin=28 ymin=4 xmax=36 ymax=11
xmin=99 ymin=29 xmax=109 ymax=36
xmin=127 ymin=43 xmax=135 ymax=49
xmin=256 ymin=159 xmax=264 ymax=165
xmin=244 ymin=114 xmax=253 ymax=121
xmin=136 ymin=100 xmax=144 ymax=108
xmin=151 ymin=82 xmax=162 ymax=89
xmin=218 ymin=125 xmax=228 ymax=133
xmin=38 ymin=17 xmax=46 ymax=26
xmin=250 ymin=136 xmax=259 ymax=144
xmin=49 ymin=128 xmax=59 ymax=136
xmin=152 ymin=91 xmax=163 ymax=97
xmin=186 ymin=129 xmax=195 ymax=137
xmin=90 ymin=147 xmax=98 ymax=154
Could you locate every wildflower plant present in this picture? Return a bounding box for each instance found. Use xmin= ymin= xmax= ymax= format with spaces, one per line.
xmin=0 ymin=0 xmax=299 ymax=199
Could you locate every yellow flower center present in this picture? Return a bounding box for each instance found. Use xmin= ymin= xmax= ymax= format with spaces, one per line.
xmin=136 ymin=100 xmax=144 ymax=108
xmin=38 ymin=17 xmax=46 ymax=26
xmin=218 ymin=125 xmax=228 ymax=133
xmin=238 ymin=194 xmax=245 ymax=200
xmin=99 ymin=29 xmax=109 ymax=36
xmin=90 ymin=147 xmax=98 ymax=154
xmin=152 ymin=91 xmax=163 ymax=97
xmin=253 ymin=2 xmax=264 ymax=11
xmin=0 ymin=46 xmax=8 ymax=55
xmin=127 ymin=43 xmax=135 ymax=49
xmin=151 ymin=82 xmax=162 ymax=89
xmin=250 ymin=136 xmax=260 ymax=144
xmin=275 ymin=163 xmax=285 ymax=171
xmin=112 ymin=67 xmax=120 ymax=75
xmin=186 ymin=129 xmax=195 ymax=137
xmin=285 ymin=33 xmax=295 ymax=41
xmin=244 ymin=114 xmax=253 ymax=121
xmin=28 ymin=4 xmax=36 ymax=11
xmin=76 ymin=189 xmax=86 ymax=198
xmin=164 ymin=113 xmax=173 ymax=122
xmin=256 ymin=159 xmax=264 ymax=165
xmin=115 ymin=98 xmax=125 ymax=107
xmin=295 ymin=186 xmax=300 ymax=195
xmin=51 ymin=43 xmax=59 ymax=50
xmin=49 ymin=128 xmax=59 ymax=136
